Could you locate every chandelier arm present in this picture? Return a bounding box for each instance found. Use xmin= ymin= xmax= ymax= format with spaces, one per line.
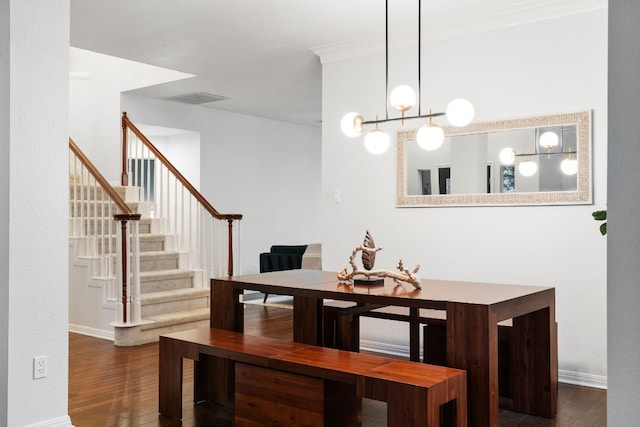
xmin=362 ymin=112 xmax=445 ymax=126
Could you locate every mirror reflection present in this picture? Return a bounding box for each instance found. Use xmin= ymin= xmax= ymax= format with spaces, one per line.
xmin=406 ymin=125 xmax=577 ymax=196
xmin=397 ymin=111 xmax=592 ymax=206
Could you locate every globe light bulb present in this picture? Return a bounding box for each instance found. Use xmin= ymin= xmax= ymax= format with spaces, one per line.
xmin=389 ymin=85 xmax=416 ymax=112
xmin=561 ymin=155 xmax=578 ymax=175
xmin=499 ymin=147 xmax=516 ymax=165
xmin=446 ymin=98 xmax=474 ymax=127
xmin=416 ymin=122 xmax=445 ymax=151
xmin=518 ymin=158 xmax=538 ymax=177
xmin=364 ymin=128 xmax=390 ymax=154
xmin=341 ymin=112 xmax=364 ymax=137
xmin=539 ymin=131 xmax=559 ymax=150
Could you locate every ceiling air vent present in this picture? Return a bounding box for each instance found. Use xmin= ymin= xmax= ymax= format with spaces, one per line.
xmin=164 ymin=92 xmax=229 ymax=105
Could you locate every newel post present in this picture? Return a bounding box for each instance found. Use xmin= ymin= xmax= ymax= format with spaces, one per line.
xmin=114 ymin=213 xmax=141 ymax=324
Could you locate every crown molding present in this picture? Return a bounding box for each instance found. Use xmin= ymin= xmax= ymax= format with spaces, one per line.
xmin=311 ymin=0 xmax=607 ymax=64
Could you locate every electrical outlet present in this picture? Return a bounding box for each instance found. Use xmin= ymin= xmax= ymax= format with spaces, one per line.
xmin=33 ymin=355 xmax=47 ymax=379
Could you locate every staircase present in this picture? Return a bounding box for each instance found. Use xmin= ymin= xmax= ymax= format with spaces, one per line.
xmin=69 ymin=127 xmax=241 ymax=347
xmin=113 ymin=195 xmax=211 ymax=346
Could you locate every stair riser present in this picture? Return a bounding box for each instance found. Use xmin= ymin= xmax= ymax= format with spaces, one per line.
xmin=69 ymin=186 xmax=109 ymax=199
xmin=69 ymin=203 xmax=143 ymax=217
xmin=140 ymin=240 xmax=164 ymax=252
xmin=70 ymin=218 xmax=152 ymax=235
xmin=140 ymin=256 xmax=179 ymax=272
xmin=140 ymin=276 xmax=193 ymax=293
xmin=141 ymin=296 xmax=209 ymax=317
xmin=69 ymin=202 xmax=116 ymax=217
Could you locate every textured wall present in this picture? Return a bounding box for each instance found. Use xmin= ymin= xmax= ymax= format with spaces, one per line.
xmin=607 ymin=0 xmax=640 ymax=423
xmin=1 ymin=1 xmax=71 ymax=425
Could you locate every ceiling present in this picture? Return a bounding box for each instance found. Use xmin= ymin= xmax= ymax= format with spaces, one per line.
xmin=70 ymin=0 xmax=600 ymax=128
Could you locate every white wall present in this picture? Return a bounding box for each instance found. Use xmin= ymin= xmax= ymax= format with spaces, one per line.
xmin=121 ymin=94 xmax=322 ymax=273
xmin=608 ymin=0 xmax=640 ymax=423
xmin=136 ymin=128 xmax=201 ymax=189
xmin=69 ymin=47 xmax=193 ymax=182
xmin=319 ymin=9 xmax=607 ymax=387
xmin=1 ymin=1 xmax=71 ymax=426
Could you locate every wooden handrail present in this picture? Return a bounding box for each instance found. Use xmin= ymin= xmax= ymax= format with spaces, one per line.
xmin=70 ymin=137 xmax=133 ymax=215
xmin=121 ymin=113 xmax=243 ymax=222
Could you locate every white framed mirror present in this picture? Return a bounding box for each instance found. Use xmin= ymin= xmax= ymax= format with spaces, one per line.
xmin=396 ymin=111 xmax=592 ymax=207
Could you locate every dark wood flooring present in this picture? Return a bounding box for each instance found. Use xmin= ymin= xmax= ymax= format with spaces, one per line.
xmin=68 ymin=304 xmax=606 ymax=426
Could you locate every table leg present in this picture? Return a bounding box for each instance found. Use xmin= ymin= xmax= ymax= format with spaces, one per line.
xmin=511 ymin=307 xmax=558 ymax=418
xmin=447 ymin=302 xmax=498 ymax=427
xmin=210 ymin=279 xmax=243 ymax=331
xmin=158 ymin=337 xmax=184 ymax=420
xmin=293 ymin=296 xmax=323 ymax=345
xmin=208 ymin=279 xmax=243 ymax=404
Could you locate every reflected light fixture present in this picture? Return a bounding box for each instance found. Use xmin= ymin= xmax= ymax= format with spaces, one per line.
xmin=499 ymin=125 xmax=576 ymax=176
xmin=539 ymin=130 xmax=559 ymax=158
xmin=341 ymin=0 xmax=474 ymax=154
xmin=561 ymin=152 xmax=578 ymax=175
xmin=518 ymin=156 xmax=538 ymax=177
xmin=499 ymin=147 xmax=516 ymax=165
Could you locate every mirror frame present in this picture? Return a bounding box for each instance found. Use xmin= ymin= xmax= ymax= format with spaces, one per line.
xmin=396 ymin=110 xmax=592 ymax=207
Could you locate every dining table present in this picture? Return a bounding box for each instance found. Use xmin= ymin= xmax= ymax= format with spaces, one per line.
xmin=208 ymin=269 xmax=557 ymax=427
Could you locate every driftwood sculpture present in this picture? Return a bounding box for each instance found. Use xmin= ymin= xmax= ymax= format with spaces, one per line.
xmin=337 ymin=230 xmax=422 ymax=289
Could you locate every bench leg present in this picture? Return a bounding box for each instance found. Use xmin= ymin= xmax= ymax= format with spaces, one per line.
xmin=194 ymin=354 xmax=235 ymax=405
xmin=323 ymin=305 xmax=360 ymax=351
xmin=336 ymin=311 xmax=360 ymax=351
xmin=423 ymin=324 xmax=447 ymax=366
xmin=235 ymin=363 xmax=362 ymax=427
xmin=323 ymin=305 xmax=340 ymax=348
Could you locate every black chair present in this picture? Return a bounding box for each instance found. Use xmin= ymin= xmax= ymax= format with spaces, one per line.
xmin=259 ymin=245 xmax=307 ymax=302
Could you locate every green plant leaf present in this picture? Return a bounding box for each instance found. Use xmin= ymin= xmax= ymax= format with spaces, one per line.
xmin=600 ymin=223 xmax=607 ymax=236
xmin=592 ymin=210 xmax=607 ymax=221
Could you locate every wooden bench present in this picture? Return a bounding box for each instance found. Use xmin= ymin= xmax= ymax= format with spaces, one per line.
xmin=323 ymin=300 xmax=514 ymax=397
xmin=159 ymin=327 xmax=467 ymax=426
xmin=323 ymin=301 xmax=446 ymax=359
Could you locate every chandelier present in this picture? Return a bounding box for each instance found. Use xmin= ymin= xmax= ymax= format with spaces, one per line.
xmin=341 ymin=0 xmax=475 ymax=154
xmin=498 ymin=127 xmax=578 ymax=177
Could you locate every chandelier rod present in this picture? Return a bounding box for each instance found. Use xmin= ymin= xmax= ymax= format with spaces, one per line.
xmin=385 ymin=0 xmax=389 ymax=121
xmin=362 ymin=111 xmax=445 ymax=126
xmin=418 ymin=0 xmax=422 ymax=116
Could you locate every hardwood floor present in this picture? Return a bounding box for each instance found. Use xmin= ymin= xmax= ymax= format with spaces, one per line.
xmin=69 ymin=304 xmax=606 ymax=426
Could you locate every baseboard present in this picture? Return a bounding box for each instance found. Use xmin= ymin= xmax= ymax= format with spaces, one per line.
xmin=559 ymin=369 xmax=607 ymax=389
xmin=241 ymin=290 xmax=264 ymax=302
xmin=360 ymin=339 xmax=418 ymax=360
xmin=360 ymin=339 xmax=608 ymax=390
xmin=68 ymin=324 xmax=114 ymax=341
xmin=24 ymin=415 xmax=74 ymax=427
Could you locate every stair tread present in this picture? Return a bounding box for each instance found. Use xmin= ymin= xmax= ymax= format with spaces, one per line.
xmin=139 ymin=269 xmax=194 ymax=280
xmin=140 ymin=287 xmax=209 ymax=303
xmin=140 ymin=234 xmax=165 ymax=240
xmin=141 ymin=307 xmax=210 ymax=330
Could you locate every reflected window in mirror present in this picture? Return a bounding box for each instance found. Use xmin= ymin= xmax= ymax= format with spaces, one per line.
xmin=397 ymin=111 xmax=592 ymax=206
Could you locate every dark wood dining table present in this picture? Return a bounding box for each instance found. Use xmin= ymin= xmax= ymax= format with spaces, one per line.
xmin=209 ymin=269 xmax=557 ymax=427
